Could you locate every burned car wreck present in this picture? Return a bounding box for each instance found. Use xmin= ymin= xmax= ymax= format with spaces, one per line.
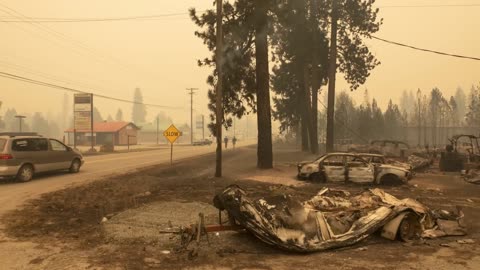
xmin=297 ymin=153 xmax=412 ymax=184
xmin=213 ymin=185 xmax=466 ymax=253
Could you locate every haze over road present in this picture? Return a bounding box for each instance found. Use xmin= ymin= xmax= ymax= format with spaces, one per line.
xmin=0 ymin=142 xmax=252 ymax=216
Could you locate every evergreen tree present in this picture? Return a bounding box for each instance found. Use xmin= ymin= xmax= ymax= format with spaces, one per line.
xmin=466 ymin=85 xmax=480 ymax=128
xmin=4 ymin=108 xmax=18 ymax=131
xmin=254 ymin=0 xmax=273 ymax=168
xmin=93 ymin=107 xmax=103 ymax=123
xmin=325 ymin=0 xmax=382 ymax=151
xmin=271 ymin=0 xmax=329 ymax=153
xmin=429 ymin=88 xmax=443 ymax=146
xmin=371 ymin=98 xmax=384 ymax=140
xmin=334 ymin=91 xmax=356 ymax=141
xmin=190 ymin=1 xmax=256 ymax=131
xmin=115 ymin=109 xmax=124 ymax=121
xmin=191 ymin=1 xmax=273 ymax=168
xmin=454 ymin=87 xmax=467 ymax=125
xmin=384 ymin=100 xmax=402 ymax=140
xmin=31 ymin=112 xmax=49 ymax=136
xmin=132 ymin=88 xmax=147 ymax=124
xmin=0 ymin=101 xmax=4 ymax=130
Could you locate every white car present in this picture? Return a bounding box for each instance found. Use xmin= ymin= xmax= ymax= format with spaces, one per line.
xmin=297 ymin=153 xmax=411 ymax=184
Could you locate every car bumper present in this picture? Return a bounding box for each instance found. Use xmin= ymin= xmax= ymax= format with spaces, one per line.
xmin=0 ymin=165 xmax=20 ymax=177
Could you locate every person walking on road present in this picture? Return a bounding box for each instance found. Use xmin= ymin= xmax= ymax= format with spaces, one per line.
xmin=224 ymin=136 xmax=229 ymax=149
xmin=232 ymin=136 xmax=237 ymax=149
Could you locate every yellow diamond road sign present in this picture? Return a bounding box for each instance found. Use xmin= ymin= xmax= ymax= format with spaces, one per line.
xmin=163 ymin=124 xmax=181 ymax=144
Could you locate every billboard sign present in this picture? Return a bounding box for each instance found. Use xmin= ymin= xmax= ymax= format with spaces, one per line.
xmin=74 ymin=111 xmax=92 ymax=130
xmin=74 ymin=93 xmax=92 ymax=131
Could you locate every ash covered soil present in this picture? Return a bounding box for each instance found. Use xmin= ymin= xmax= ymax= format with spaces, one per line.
xmin=2 ymin=145 xmax=480 ymax=270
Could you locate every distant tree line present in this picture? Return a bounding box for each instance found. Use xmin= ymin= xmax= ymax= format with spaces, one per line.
xmin=313 ymin=86 xmax=480 ymax=147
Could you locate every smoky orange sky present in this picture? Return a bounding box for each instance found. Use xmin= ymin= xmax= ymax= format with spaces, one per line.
xmin=0 ymin=0 xmax=479 ymax=127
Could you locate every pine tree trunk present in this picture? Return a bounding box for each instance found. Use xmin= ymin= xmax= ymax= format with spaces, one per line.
xmin=301 ymin=114 xmax=309 ymax=151
xmin=310 ymin=0 xmax=320 ymax=154
xmin=255 ymin=0 xmax=273 ymax=169
xmin=303 ymin=65 xmax=317 ymax=154
xmin=326 ymin=0 xmax=338 ymax=153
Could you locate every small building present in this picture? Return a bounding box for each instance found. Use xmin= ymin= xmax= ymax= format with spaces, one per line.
xmin=65 ymin=122 xmax=140 ymax=146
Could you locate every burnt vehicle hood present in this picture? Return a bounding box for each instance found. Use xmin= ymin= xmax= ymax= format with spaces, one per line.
xmin=214 ymin=185 xmax=465 ymax=253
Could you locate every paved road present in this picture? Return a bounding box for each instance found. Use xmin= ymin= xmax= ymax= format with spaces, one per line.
xmin=0 ymin=141 xmax=253 ymax=216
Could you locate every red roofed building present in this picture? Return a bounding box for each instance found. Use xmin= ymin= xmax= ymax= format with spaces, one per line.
xmin=65 ymin=122 xmax=140 ymax=146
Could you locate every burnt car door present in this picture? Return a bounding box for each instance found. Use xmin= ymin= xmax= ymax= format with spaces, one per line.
xmin=321 ymin=155 xmax=346 ymax=182
xmin=346 ymin=156 xmax=375 ymax=183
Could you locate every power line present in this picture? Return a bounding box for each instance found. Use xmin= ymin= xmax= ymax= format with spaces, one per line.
xmin=0 ymin=11 xmax=199 ymax=23
xmin=0 ymin=2 xmax=156 ymax=82
xmin=371 ymin=36 xmax=480 ymax=61
xmin=378 ymin=4 xmax=480 ymax=8
xmin=0 ymin=3 xmax=478 ymax=23
xmin=0 ymin=71 xmax=183 ymax=110
xmin=0 ymin=59 xmax=115 ymax=95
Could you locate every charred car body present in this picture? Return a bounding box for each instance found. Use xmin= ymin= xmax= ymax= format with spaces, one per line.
xmin=440 ymin=134 xmax=480 ymax=172
xmin=213 ymin=185 xmax=466 ymax=253
xmin=357 ymin=153 xmax=412 ymax=171
xmin=297 ymin=153 xmax=411 ymax=184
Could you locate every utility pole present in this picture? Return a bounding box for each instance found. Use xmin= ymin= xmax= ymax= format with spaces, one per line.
xmin=15 ymin=115 xmax=26 ymax=132
xmin=326 ymin=0 xmax=338 ymax=153
xmin=186 ymin=88 xmax=198 ymax=145
xmin=215 ymin=0 xmax=223 ymax=177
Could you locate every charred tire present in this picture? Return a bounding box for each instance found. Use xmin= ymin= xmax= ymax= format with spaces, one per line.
xmin=69 ymin=158 xmax=81 ymax=173
xmin=310 ymin=173 xmax=326 ymax=183
xmin=398 ymin=213 xmax=422 ymax=241
xmin=379 ymin=174 xmax=402 ymax=186
xmin=16 ymin=164 xmax=34 ymax=182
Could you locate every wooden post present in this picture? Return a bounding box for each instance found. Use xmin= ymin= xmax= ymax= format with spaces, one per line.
xmin=90 ymin=93 xmax=95 ymax=151
xmin=170 ymin=143 xmax=173 ymax=165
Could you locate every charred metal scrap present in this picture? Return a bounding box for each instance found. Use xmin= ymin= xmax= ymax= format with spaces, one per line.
xmin=462 ymin=169 xmax=480 ymax=185
xmin=213 ymin=185 xmax=465 ymax=252
xmin=407 ymin=155 xmax=432 ymax=171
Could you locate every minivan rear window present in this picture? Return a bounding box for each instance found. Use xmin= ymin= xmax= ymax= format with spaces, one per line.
xmin=12 ymin=139 xmax=48 ymax=152
xmin=0 ymin=139 xmax=6 ymax=151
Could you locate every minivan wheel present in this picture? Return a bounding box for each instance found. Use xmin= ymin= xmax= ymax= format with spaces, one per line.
xmin=70 ymin=159 xmax=81 ymax=173
xmin=17 ymin=165 xmax=34 ymax=182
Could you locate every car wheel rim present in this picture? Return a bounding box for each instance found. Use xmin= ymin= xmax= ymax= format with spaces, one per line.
xmin=72 ymin=162 xmax=80 ymax=172
xmin=22 ymin=168 xmax=32 ymax=179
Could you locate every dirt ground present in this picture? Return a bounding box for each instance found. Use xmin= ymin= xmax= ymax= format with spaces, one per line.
xmin=1 ymin=144 xmax=480 ymax=269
